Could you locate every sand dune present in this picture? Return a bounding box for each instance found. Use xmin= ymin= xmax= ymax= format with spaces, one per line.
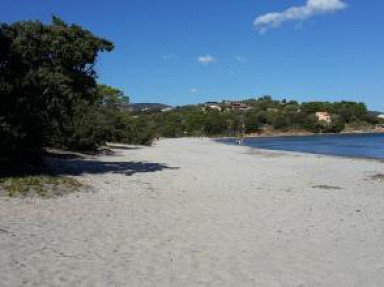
xmin=1 ymin=138 xmax=383 ymax=286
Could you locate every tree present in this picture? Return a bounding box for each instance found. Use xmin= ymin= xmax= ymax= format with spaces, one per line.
xmin=301 ymin=114 xmax=321 ymax=133
xmin=97 ymin=84 xmax=129 ymax=107
xmin=332 ymin=101 xmax=367 ymax=123
xmin=272 ymin=113 xmax=291 ymax=131
xmin=0 ymin=16 xmax=113 ymax=162
xmin=159 ymin=112 xmax=185 ymax=137
xmin=204 ymin=111 xmax=227 ymax=135
xmin=244 ymin=109 xmax=260 ymax=133
xmin=301 ymin=102 xmax=331 ymax=114
xmin=326 ymin=115 xmax=345 ymax=133
xmin=185 ymin=110 xmax=207 ymax=135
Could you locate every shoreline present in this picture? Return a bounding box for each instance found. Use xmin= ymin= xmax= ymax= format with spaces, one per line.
xmin=216 ymin=133 xmax=384 ymax=162
xmin=213 ymin=129 xmax=384 ymax=140
xmin=246 ymin=129 xmax=384 ymax=139
xmin=243 ymin=145 xmax=384 ymax=164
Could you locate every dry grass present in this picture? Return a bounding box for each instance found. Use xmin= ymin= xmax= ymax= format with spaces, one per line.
xmin=370 ymin=173 xmax=384 ymax=182
xmin=0 ymin=175 xmax=82 ymax=198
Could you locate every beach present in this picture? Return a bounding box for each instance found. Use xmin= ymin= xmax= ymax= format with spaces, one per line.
xmin=1 ymin=138 xmax=383 ymax=286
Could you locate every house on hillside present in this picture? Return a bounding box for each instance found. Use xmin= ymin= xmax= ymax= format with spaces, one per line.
xmin=160 ymin=107 xmax=173 ymax=112
xmin=267 ymin=107 xmax=279 ymax=113
xmin=202 ymin=102 xmax=222 ymax=112
xmin=316 ymin=111 xmax=332 ymax=123
xmin=229 ymin=101 xmax=250 ymax=112
xmin=127 ymin=103 xmax=173 ymax=113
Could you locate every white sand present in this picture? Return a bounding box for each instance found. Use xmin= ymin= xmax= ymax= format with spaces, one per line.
xmin=1 ymin=138 xmax=384 ymax=287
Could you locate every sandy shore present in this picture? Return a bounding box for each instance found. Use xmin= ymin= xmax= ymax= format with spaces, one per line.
xmin=1 ymin=138 xmax=384 ymax=287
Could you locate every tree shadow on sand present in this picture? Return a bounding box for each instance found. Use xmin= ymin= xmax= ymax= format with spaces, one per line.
xmin=46 ymin=159 xmax=179 ymax=176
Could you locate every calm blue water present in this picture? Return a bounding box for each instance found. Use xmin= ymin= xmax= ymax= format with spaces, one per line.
xmin=218 ymin=133 xmax=384 ymax=160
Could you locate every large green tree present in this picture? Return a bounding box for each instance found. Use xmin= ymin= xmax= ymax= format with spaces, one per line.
xmin=0 ymin=16 xmax=113 ymax=162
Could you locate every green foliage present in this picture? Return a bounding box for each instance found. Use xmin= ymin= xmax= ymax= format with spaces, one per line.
xmin=332 ymin=101 xmax=367 ymax=123
xmin=301 ymin=102 xmax=332 ymax=114
xmin=272 ymin=113 xmax=291 ymax=131
xmin=301 ymin=114 xmax=322 ymax=133
xmin=60 ymin=83 xmax=159 ymax=147
xmin=326 ymin=115 xmax=346 ymax=133
xmin=97 ymin=84 xmax=129 ymax=106
xmin=185 ymin=110 xmax=207 ymax=135
xmin=365 ymin=114 xmax=380 ymax=125
xmin=244 ymin=110 xmax=260 ymax=133
xmin=58 ymin=103 xmax=105 ymax=151
xmin=125 ymin=97 xmax=373 ymax=139
xmin=126 ymin=116 xmax=158 ymax=145
xmin=204 ymin=111 xmax=229 ymax=135
xmin=159 ymin=112 xmax=185 ymax=137
xmin=245 ymin=95 xmax=279 ymax=111
xmin=0 ymin=16 xmax=113 ymax=162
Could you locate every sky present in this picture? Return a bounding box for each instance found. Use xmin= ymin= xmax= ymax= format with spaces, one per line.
xmin=1 ymin=0 xmax=383 ymax=111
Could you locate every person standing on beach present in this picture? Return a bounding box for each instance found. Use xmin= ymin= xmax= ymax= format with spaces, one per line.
xmin=237 ymin=121 xmax=245 ymax=145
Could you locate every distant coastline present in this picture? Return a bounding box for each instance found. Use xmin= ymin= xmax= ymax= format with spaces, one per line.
xmin=241 ymin=127 xmax=384 ymax=139
xmin=218 ymin=132 xmax=384 ymax=160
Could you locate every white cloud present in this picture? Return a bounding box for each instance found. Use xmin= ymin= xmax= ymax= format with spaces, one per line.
xmin=234 ymin=55 xmax=248 ymax=63
xmin=161 ymin=53 xmax=178 ymax=60
xmin=198 ymin=54 xmax=217 ymax=65
xmin=254 ymin=0 xmax=347 ymax=33
xmin=189 ymin=88 xmax=198 ymax=94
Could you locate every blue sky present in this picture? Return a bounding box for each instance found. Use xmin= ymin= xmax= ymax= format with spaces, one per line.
xmin=1 ymin=0 xmax=383 ymax=111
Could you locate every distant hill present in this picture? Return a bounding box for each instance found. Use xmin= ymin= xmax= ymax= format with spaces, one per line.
xmin=125 ymin=103 xmax=173 ymax=112
xmin=368 ymin=111 xmax=383 ymax=117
